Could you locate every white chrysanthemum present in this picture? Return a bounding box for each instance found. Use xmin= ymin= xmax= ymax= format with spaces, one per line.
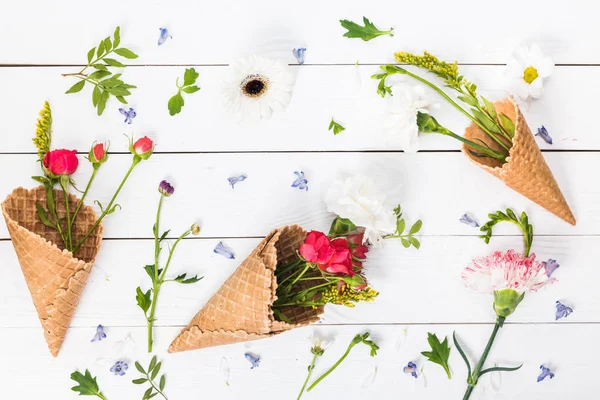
xmin=504 ymin=44 xmax=554 ymax=103
xmin=385 ymin=83 xmax=436 ymax=153
xmin=223 ymin=54 xmax=295 ymax=122
xmin=325 ymin=175 xmax=396 ymax=245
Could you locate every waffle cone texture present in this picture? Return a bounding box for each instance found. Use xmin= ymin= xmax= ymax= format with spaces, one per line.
xmin=463 ymin=97 xmax=575 ymax=225
xmin=169 ymin=225 xmax=323 ymax=353
xmin=1 ymin=186 xmax=103 ymax=356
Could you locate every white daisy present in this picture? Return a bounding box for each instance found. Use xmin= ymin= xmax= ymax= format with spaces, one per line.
xmin=385 ymin=83 xmax=436 ymax=153
xmin=505 ymin=44 xmax=554 ymax=103
xmin=223 ymin=54 xmax=295 ymax=122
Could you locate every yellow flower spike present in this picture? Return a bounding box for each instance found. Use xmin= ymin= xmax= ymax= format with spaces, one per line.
xmin=33 ymin=100 xmax=52 ymax=160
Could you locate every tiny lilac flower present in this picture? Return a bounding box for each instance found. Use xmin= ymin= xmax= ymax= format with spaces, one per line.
xmin=537 ymin=365 xmax=554 ymax=382
xmin=91 ymin=325 xmax=106 ymax=342
xmin=291 ymin=171 xmax=308 ymax=191
xmin=543 ymin=259 xmax=560 ymax=277
xmin=158 ymin=180 xmax=175 ymax=197
xmin=292 ymin=48 xmax=307 ymax=65
xmin=119 ymin=107 xmax=136 ymax=124
xmin=244 ymin=352 xmax=260 ymax=369
xmin=158 ymin=27 xmax=172 ymax=46
xmin=535 ymin=126 xmax=553 ymax=145
xmin=110 ymin=361 xmax=128 ymax=376
xmin=459 ymin=213 xmax=479 ymax=227
xmin=555 ymin=301 xmax=573 ymax=320
xmin=191 ymin=223 xmax=201 ymax=236
xmin=214 ymin=241 xmax=235 ymax=259
xmin=228 ymin=174 xmax=247 ymax=189
xmin=403 ymin=361 xmax=418 ymax=378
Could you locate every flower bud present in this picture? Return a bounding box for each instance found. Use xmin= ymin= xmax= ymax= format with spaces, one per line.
xmin=129 ymin=136 xmax=154 ymax=160
xmin=191 ymin=223 xmax=201 ymax=235
xmin=88 ymin=142 xmax=109 ymax=166
xmin=43 ymin=149 xmax=79 ymax=177
xmin=158 ymin=180 xmax=174 ymax=197
xmin=493 ymin=288 xmax=525 ymax=318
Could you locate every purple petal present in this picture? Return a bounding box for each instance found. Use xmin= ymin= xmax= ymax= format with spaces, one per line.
xmin=535 ymin=126 xmax=553 ymax=145
xmin=459 ymin=213 xmax=479 ymax=227
xmin=543 ymin=259 xmax=560 ymax=277
xmin=228 ymin=174 xmax=248 ymax=189
xmin=245 ymin=352 xmax=260 ymax=369
xmin=214 ymin=241 xmax=235 ymax=259
xmin=555 ymin=300 xmax=573 ymax=320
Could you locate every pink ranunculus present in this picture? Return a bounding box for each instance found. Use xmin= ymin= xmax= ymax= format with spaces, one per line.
xmin=43 ymin=149 xmax=79 ymax=176
xmin=300 ymin=231 xmax=335 ymax=265
xmin=322 ymin=238 xmax=354 ymax=276
xmin=89 ymin=142 xmax=108 ymax=165
xmin=131 ymin=136 xmax=154 ymax=160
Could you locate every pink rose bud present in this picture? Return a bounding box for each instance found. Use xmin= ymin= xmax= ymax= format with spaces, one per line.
xmin=43 ymin=149 xmax=79 ymax=176
xmin=130 ymin=136 xmax=154 ymax=160
xmin=89 ymin=142 xmax=109 ymax=165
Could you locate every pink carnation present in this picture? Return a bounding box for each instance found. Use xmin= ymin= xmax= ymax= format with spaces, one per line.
xmin=462 ymin=249 xmax=556 ymax=294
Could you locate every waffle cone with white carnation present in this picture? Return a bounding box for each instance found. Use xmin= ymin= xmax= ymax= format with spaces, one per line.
xmin=463 ymin=97 xmax=575 ymax=225
xmin=169 ymin=225 xmax=323 ymax=353
xmin=1 ymin=186 xmax=103 ymax=356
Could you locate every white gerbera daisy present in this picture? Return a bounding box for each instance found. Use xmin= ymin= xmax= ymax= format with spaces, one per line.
xmin=505 ymin=44 xmax=554 ymax=103
xmin=385 ymin=83 xmax=436 ymax=153
xmin=223 ymin=54 xmax=295 ymax=122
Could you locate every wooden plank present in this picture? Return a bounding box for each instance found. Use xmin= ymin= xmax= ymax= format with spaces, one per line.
xmin=0 ymin=324 xmax=588 ymax=399
xmin=0 ymin=152 xmax=588 ymax=239
xmin=2 ymin=0 xmax=599 ymax=64
xmin=0 ymin=65 xmax=594 ymax=152
xmin=0 ymin=235 xmax=584 ymax=327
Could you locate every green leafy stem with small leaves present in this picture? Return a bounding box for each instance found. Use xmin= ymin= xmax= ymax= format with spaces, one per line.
xmin=133 ymin=356 xmax=168 ymax=400
xmin=70 ymin=370 xmax=108 ymax=400
xmin=479 ymin=208 xmax=534 ymax=257
xmin=384 ymin=204 xmax=422 ymax=249
xmin=168 ymin=68 xmax=201 ymax=116
xmin=63 ymin=26 xmax=139 ymax=115
xmin=136 ymin=192 xmax=202 ymax=353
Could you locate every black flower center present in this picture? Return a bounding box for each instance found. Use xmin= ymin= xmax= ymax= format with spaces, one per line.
xmin=241 ymin=74 xmax=268 ymax=98
xmin=245 ymin=80 xmax=264 ymax=95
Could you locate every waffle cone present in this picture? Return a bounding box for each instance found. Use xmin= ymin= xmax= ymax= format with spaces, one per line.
xmin=1 ymin=186 xmax=103 ymax=356
xmin=169 ymin=225 xmax=323 ymax=353
xmin=462 ymin=97 xmax=575 ymax=225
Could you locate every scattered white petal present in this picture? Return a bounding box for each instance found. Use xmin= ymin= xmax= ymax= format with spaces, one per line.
xmin=361 ymin=366 xmax=378 ymax=389
xmin=220 ymin=357 xmax=231 ymax=386
xmin=395 ymin=328 xmax=408 ymax=350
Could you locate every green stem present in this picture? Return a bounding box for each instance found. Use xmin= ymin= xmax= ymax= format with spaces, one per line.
xmin=147 ymin=283 xmax=159 ymax=353
xmin=72 ymin=167 xmax=99 ymax=226
xmin=307 ymin=342 xmax=355 ymax=392
xmin=297 ymin=354 xmax=319 ymax=400
xmin=97 ymin=393 xmax=108 ymax=400
xmin=462 ymin=316 xmax=505 ymax=400
xmin=73 ymin=157 xmax=140 ymax=253
xmin=59 ymin=179 xmax=73 ymax=251
xmin=439 ymin=128 xmax=507 ymax=160
xmin=274 ymin=301 xmax=325 ymax=308
xmin=159 ymin=229 xmax=191 ymax=282
xmin=145 ymin=371 xmax=168 ymax=400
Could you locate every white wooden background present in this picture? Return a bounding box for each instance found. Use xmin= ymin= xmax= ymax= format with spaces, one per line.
xmin=0 ymin=1 xmax=597 ymax=398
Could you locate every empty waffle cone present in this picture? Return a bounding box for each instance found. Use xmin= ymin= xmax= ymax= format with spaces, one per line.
xmin=169 ymin=225 xmax=323 ymax=353
xmin=1 ymin=186 xmax=103 ymax=356
xmin=463 ymin=97 xmax=575 ymax=225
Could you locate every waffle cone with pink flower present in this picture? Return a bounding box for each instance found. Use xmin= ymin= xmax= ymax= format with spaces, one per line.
xmin=1 ymin=186 xmax=103 ymax=356
xmin=463 ymin=97 xmax=575 ymax=225
xmin=168 ymin=225 xmax=323 ymax=353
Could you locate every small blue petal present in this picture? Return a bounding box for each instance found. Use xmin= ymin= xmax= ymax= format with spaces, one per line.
xmin=459 ymin=213 xmax=479 ymax=227
xmin=91 ymin=324 xmax=107 ymax=342
xmin=403 ymin=361 xmax=418 ymax=378
xmin=110 ymin=361 xmax=128 ymax=376
xmin=555 ymin=300 xmax=573 ymax=320
xmin=118 ymin=107 xmax=136 ymax=124
xmin=537 ymin=365 xmax=555 ymax=382
xmin=291 ymin=171 xmax=308 ymax=191
xmin=214 ymin=241 xmax=235 ymax=259
xmin=228 ymin=174 xmax=248 ymax=189
xmin=292 ymin=48 xmax=307 ymax=65
xmin=535 ymin=126 xmax=553 ymax=145
xmin=245 ymin=352 xmax=260 ymax=369
xmin=158 ymin=27 xmax=172 ymax=46
xmin=543 ymin=259 xmax=560 ymax=277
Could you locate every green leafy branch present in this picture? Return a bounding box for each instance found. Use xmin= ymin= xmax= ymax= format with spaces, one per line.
xmin=479 ymin=208 xmax=534 ymax=256
xmin=63 ymin=26 xmax=139 ymax=115
xmin=168 ymin=68 xmax=201 ymax=115
xmin=340 ymin=17 xmax=393 ymax=41
xmin=70 ymin=370 xmax=107 ymax=400
xmin=133 ymin=356 xmax=168 ymax=400
xmin=384 ymin=204 xmax=422 ymax=248
xmin=328 ymin=118 xmax=346 ymax=135
xmin=421 ymin=333 xmax=452 ymax=379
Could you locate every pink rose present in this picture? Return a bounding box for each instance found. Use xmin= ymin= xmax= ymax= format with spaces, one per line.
xmin=321 ymin=238 xmax=354 ymax=276
xmin=43 ymin=149 xmax=79 ymax=176
xmin=89 ymin=142 xmax=108 ymax=165
xmin=130 ymin=136 xmax=154 ymax=160
xmin=300 ymin=231 xmax=335 ymax=265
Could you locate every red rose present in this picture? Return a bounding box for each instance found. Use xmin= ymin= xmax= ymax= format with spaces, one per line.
xmin=43 ymin=149 xmax=79 ymax=176
xmin=300 ymin=231 xmax=335 ymax=265
xmin=322 ymin=238 xmax=354 ymax=276
xmin=130 ymin=136 xmax=154 ymax=160
xmin=89 ymin=142 xmax=108 ymax=165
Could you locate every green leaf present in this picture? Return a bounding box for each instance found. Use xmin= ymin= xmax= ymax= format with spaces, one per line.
xmin=143 ymin=387 xmax=153 ymax=400
xmin=409 ymin=237 xmax=420 ymax=249
xmin=173 ymin=273 xmax=203 ymax=284
xmin=132 ymin=378 xmax=147 ymax=384
xmin=159 ymin=375 xmax=166 ymax=391
xmin=104 ymin=37 xmax=112 ymax=52
xmin=105 ymin=87 xmax=131 ymax=96
xmin=116 ymin=95 xmax=128 ymax=104
xmin=400 ymin=237 xmax=410 ymax=248
xmin=453 ymin=332 xmax=472 ymax=377
xmin=135 ymin=287 xmax=151 ymax=314
xmin=104 ymin=58 xmax=126 ymax=68
xmin=421 ymin=333 xmax=452 ymax=379
xmin=92 ymin=86 xmax=101 ymax=107
xmin=88 ymin=70 xmax=111 ymax=80
xmin=328 ymin=118 xmax=346 ymax=135
xmin=97 ymin=90 xmax=109 ymax=116
xmin=150 ymin=362 xmax=161 ymax=379
xmin=499 ymin=113 xmax=516 ymax=136
xmin=159 ymin=230 xmax=171 ymax=242
xmin=113 ymin=26 xmax=121 ymax=48
xmin=481 ymin=96 xmax=497 ymax=119
xmin=92 ymin=64 xmax=108 ymax=71
xmin=144 ymin=264 xmax=156 ymax=281
xmin=70 ymin=370 xmax=105 ymax=397
xmin=340 ymin=17 xmax=394 ymax=41
xmin=97 ymin=40 xmax=105 ymax=58
xmin=65 ymin=80 xmax=85 ymax=94
xmin=181 ymin=85 xmax=200 ymax=94
xmin=114 ymin=47 xmax=139 ymax=59
xmin=168 ymin=92 xmax=185 ymax=116
xmin=457 ymin=95 xmax=479 ymax=108
xmin=183 ymin=67 xmax=199 ymax=86
xmin=87 ymin=47 xmax=96 ymax=64
xmin=135 ymin=361 xmax=145 ymax=374
xmin=409 ymin=220 xmax=422 ymax=235
xmin=396 ymin=218 xmax=406 ymax=235
xmin=328 ymin=217 xmax=357 ymax=237
xmin=99 ymin=78 xmax=123 ymax=88
xmin=479 ymin=365 xmax=523 ymax=376
xmin=472 ymin=108 xmax=501 ymax=134
xmin=36 ymin=202 xmax=55 ymax=228
xmin=149 ymin=355 xmax=158 ymax=372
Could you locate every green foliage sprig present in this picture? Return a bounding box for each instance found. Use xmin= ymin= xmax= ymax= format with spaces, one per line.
xmin=133 ymin=356 xmax=168 ymax=400
xmin=63 ymin=26 xmax=139 ymax=115
xmin=479 ymin=208 xmax=533 ymax=256
xmin=384 ymin=204 xmax=422 ymax=248
xmin=340 ymin=17 xmax=393 ymax=41
xmin=328 ymin=118 xmax=345 ymax=135
xmin=33 ymin=101 xmax=52 ymax=161
xmin=168 ymin=68 xmax=201 ymax=116
xmin=421 ymin=333 xmax=452 ymax=379
xmin=70 ymin=370 xmax=108 ymax=400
